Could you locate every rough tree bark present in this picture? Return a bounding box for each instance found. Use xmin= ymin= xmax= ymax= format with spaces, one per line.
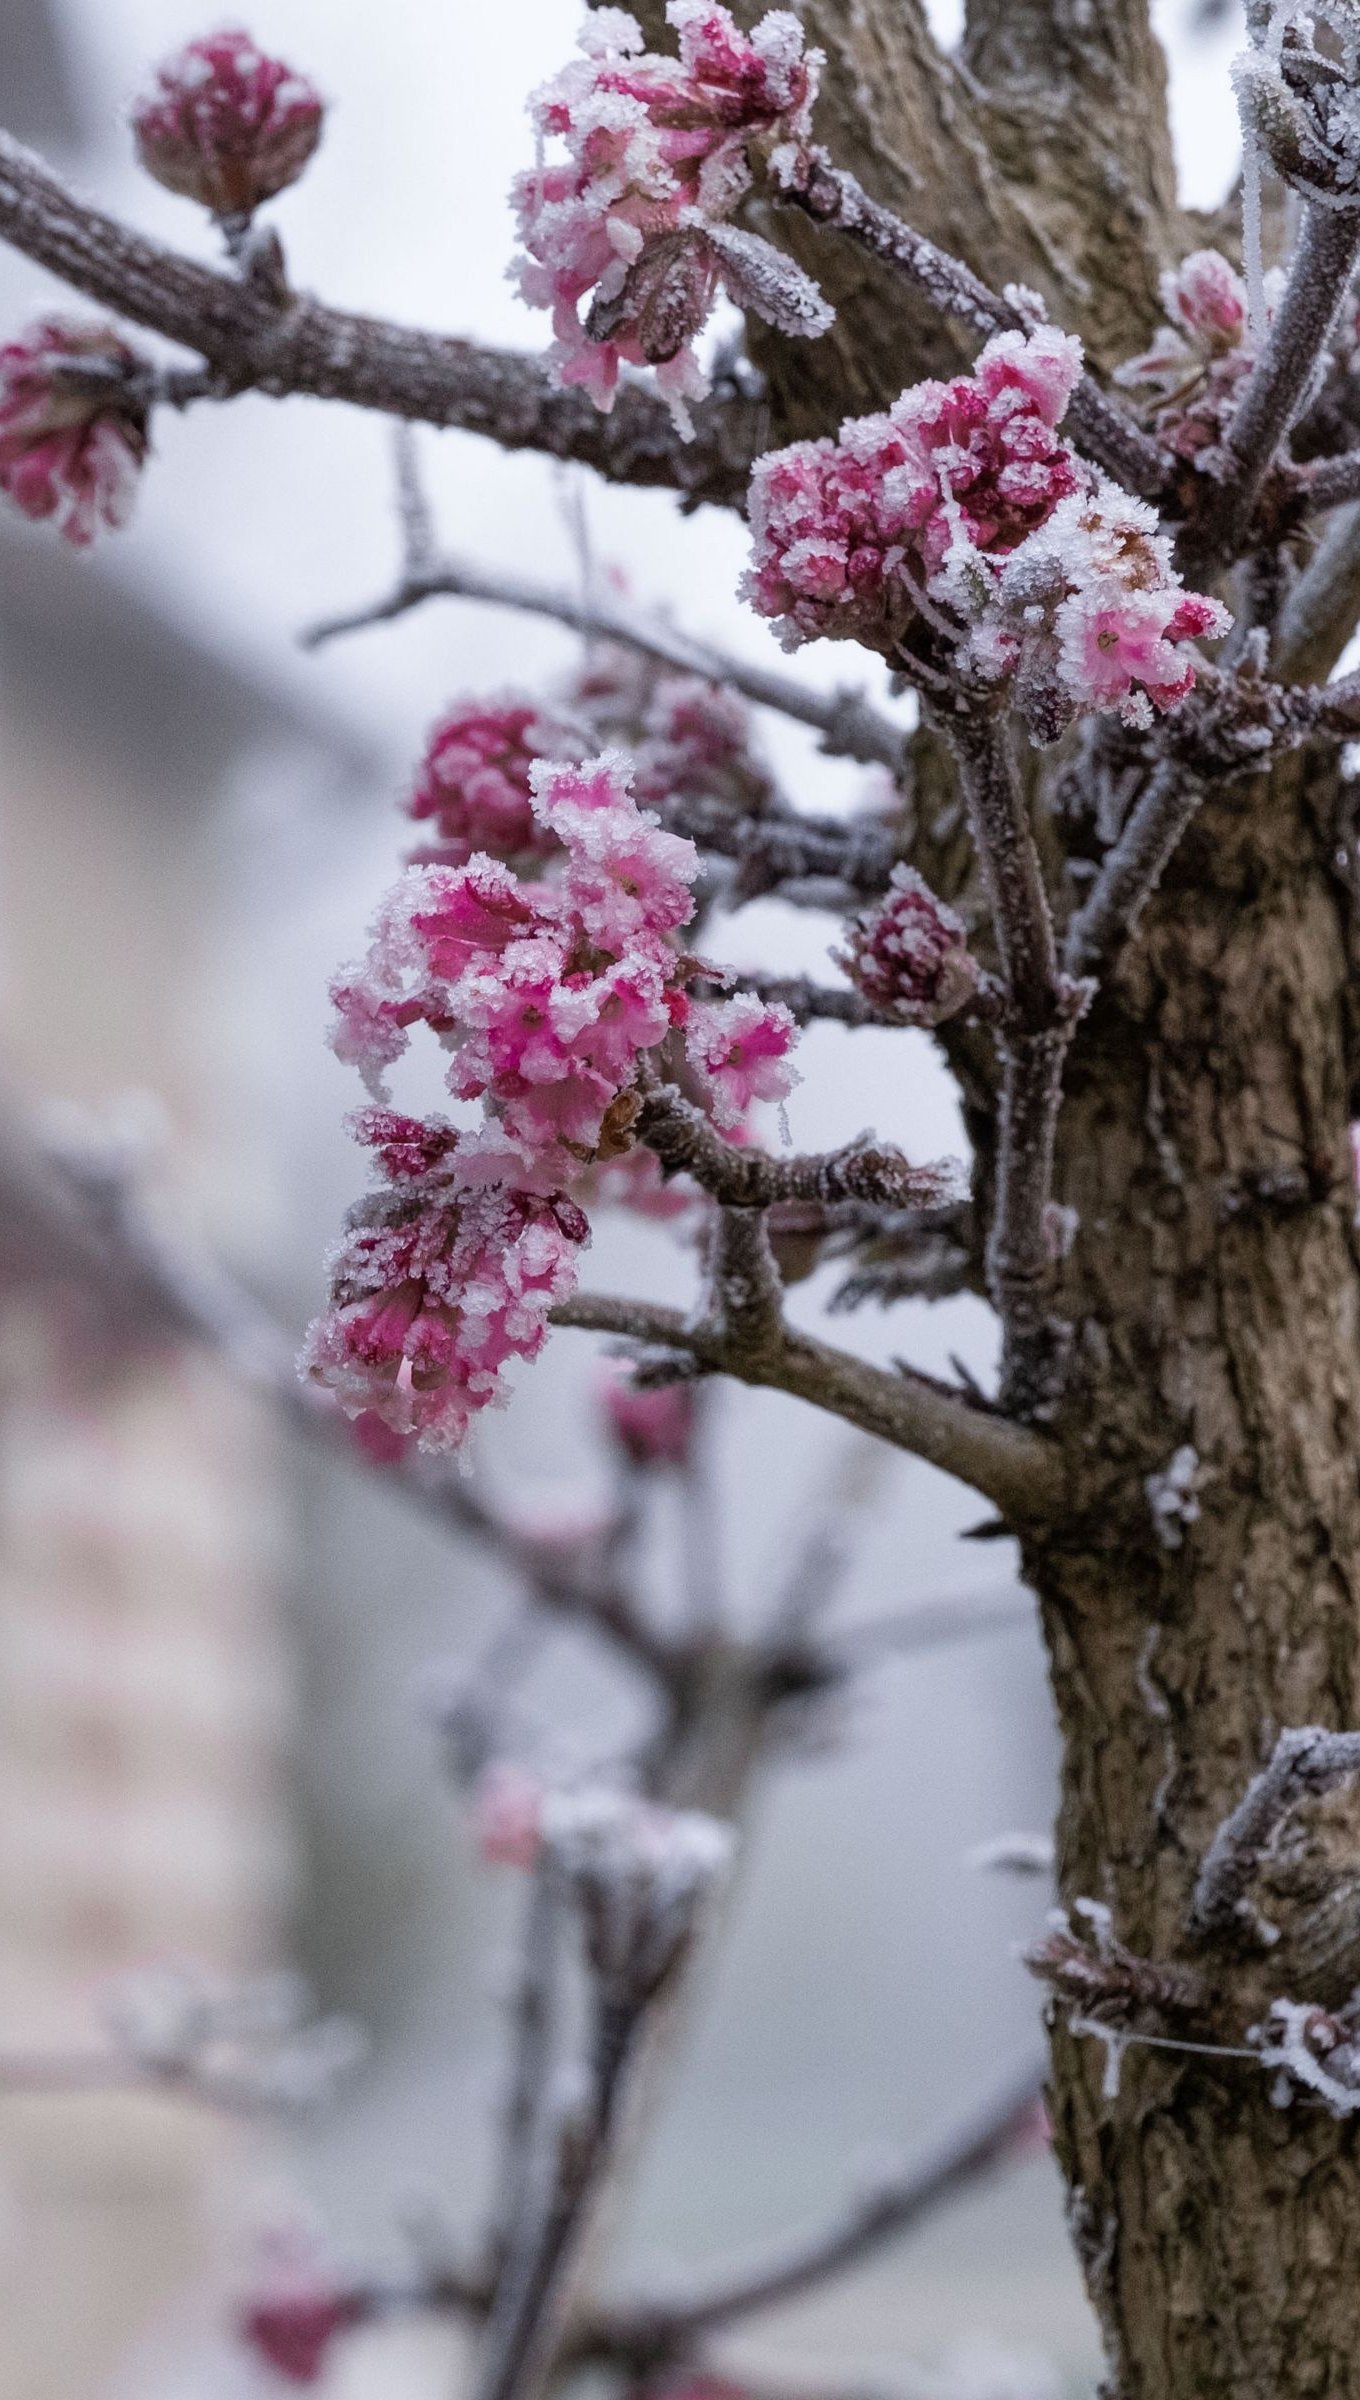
xmin=1035 ymin=736 xmax=1360 ymax=2399
xmin=741 ymin=5 xmax=1360 ymax=2391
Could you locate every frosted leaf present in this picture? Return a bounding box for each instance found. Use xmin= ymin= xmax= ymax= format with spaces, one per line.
xmin=703 ymin=222 xmax=835 ymax=338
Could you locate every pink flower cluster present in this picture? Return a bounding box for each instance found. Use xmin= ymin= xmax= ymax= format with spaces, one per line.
xmin=743 ymin=328 xmax=1084 ymax=650
xmin=743 ymin=327 xmax=1229 ymax=735
xmin=512 ymin=1 xmax=827 ymax=429
xmin=402 ymin=666 xmax=773 ymax=879
xmin=835 ymin=866 xmax=979 ymax=1027
xmin=1115 ymin=250 xmax=1256 ymax=470
xmin=132 ymin=29 xmax=324 ymax=217
xmin=300 ymin=1112 xmax=590 ymax=1453
xmin=307 ymin=756 xmax=796 ymax=1449
xmin=0 ymin=319 xmax=147 ymax=548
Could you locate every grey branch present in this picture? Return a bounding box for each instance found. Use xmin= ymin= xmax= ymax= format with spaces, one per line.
xmin=940 ymin=707 xmax=1083 ymax=1415
xmin=636 ymin=1079 xmax=964 ymax=1214
xmin=1295 ymin=449 xmax=1360 ymax=519
xmin=1064 ymin=761 xmax=1204 ymax=981
xmin=0 ymin=130 xmax=759 ymax=509
xmin=781 ymin=153 xmax=1170 ymax=499
xmin=1190 ymin=1727 xmax=1360 ymax=1942
xmin=601 ymin=2057 xmax=1046 ymax=2350
xmin=302 ymin=545 xmax=908 ymax=776
xmin=489 ymin=1863 xmax=566 ymax=2267
xmin=548 ymin=1290 xmax=1061 ymax=1523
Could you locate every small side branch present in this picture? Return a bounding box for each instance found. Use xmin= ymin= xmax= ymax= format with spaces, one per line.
xmin=636 ymin=1080 xmax=962 ymax=1214
xmin=1190 ymin=1727 xmax=1360 ymax=1943
xmin=940 ymin=707 xmax=1085 ymax=1414
xmin=1064 ymin=761 xmax=1204 ymax=981
xmin=603 ymin=2058 xmax=1046 ymax=2350
xmin=303 ymin=544 xmax=908 ymax=777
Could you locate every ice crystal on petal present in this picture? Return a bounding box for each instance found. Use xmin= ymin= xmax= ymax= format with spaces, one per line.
xmin=0 ymin=319 xmax=147 ymax=548
xmin=132 ymin=27 xmax=323 ymax=216
xmin=684 ymin=993 xmax=799 ymax=1129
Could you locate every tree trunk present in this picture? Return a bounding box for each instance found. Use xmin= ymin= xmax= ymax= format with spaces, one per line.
xmin=1031 ymin=746 xmax=1360 ymax=2398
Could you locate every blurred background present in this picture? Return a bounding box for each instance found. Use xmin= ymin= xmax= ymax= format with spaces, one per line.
xmin=0 ymin=3 xmax=1247 ymax=2394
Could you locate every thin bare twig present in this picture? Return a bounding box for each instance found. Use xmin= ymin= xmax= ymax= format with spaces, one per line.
xmin=302 ymin=547 xmax=909 ymax=777
xmin=636 ymin=1079 xmax=961 ymax=1215
xmin=490 ymin=1861 xmax=567 ymax=2264
xmin=601 ymin=2057 xmax=1046 ymax=2349
xmin=1190 ymin=1726 xmax=1360 ymax=1942
xmin=0 ymin=1093 xmax=675 ymax=1682
xmin=0 ymin=130 xmax=760 ymax=509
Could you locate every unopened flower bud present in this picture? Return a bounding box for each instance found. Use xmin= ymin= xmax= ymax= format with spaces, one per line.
xmin=835 ymin=867 xmax=979 ymax=1028
xmin=132 ymin=30 xmax=324 ymax=218
xmin=600 ymin=1366 xmax=696 ymax=1469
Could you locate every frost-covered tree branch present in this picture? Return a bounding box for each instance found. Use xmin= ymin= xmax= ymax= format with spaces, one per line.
xmin=0 ymin=131 xmax=760 ymax=506
xmin=1190 ymin=1727 xmax=1360 ymax=1943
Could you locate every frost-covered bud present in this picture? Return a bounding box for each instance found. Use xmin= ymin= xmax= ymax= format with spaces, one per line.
xmin=132 ymin=29 xmax=323 ymax=217
xmin=472 ymin=1760 xmax=546 ymax=1869
xmin=600 ymin=1365 xmax=697 ymax=1467
xmin=1115 ymin=250 xmax=1257 ymax=469
xmin=1233 ymin=37 xmax=1360 ymax=208
xmin=834 ymin=867 xmax=978 ymax=1028
xmin=543 ymin=1786 xmax=734 ymax=2000
xmin=241 ymin=2289 xmax=359 ymax=2386
xmin=405 ymin=698 xmax=580 ymax=870
xmin=0 ymin=319 xmax=147 ymax=548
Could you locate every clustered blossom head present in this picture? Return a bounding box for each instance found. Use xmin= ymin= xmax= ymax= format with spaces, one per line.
xmin=512 ymin=1 xmax=829 ymax=430
xmin=404 ymin=697 xmax=581 ymax=868
xmin=300 ymin=1112 xmax=590 ymax=1452
xmin=0 ymin=319 xmax=147 ymax=548
xmin=836 ymin=867 xmax=979 ymax=1027
xmin=307 ymin=756 xmax=796 ymax=1449
xmin=1115 ymin=250 xmax=1258 ymax=470
xmin=132 ymin=29 xmax=324 ymax=217
xmin=743 ymin=326 xmax=1229 ymax=736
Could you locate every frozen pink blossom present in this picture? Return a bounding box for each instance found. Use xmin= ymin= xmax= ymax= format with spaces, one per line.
xmin=405 ymin=697 xmax=580 ymax=869
xmin=131 ymin=29 xmax=324 ymax=217
xmin=472 ymin=1761 xmax=546 ymax=1868
xmin=600 ymin=1365 xmax=697 ymax=1467
xmin=742 ymin=327 xmax=1083 ymax=652
xmin=1115 ymin=250 xmax=1258 ymax=468
xmin=0 ymin=319 xmax=147 ymax=548
xmin=835 ymin=866 xmax=979 ymax=1027
xmin=312 ymin=746 xmax=802 ymax=1445
xmin=300 ymin=1114 xmax=590 ymax=1453
xmin=1000 ymin=485 xmax=1231 ymax=734
xmin=684 ymin=992 xmax=798 ymax=1129
xmin=512 ymin=2 xmax=827 ymax=430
